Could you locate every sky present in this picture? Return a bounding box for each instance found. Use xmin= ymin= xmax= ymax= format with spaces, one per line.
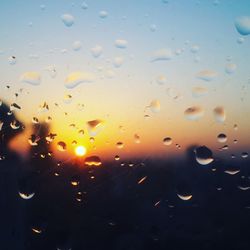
xmin=0 ymin=0 xmax=250 ymax=162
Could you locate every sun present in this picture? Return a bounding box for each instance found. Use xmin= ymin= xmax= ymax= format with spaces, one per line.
xmin=75 ymin=145 xmax=87 ymax=157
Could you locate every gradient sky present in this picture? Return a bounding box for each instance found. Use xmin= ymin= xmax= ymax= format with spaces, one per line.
xmin=1 ymin=0 xmax=250 ymax=161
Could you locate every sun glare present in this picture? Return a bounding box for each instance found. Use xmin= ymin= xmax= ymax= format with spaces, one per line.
xmin=75 ymin=145 xmax=87 ymax=157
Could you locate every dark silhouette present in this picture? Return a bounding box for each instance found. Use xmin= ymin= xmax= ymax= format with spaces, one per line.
xmin=1 ymin=101 xmax=250 ymax=250
xmin=0 ymin=103 xmax=27 ymax=250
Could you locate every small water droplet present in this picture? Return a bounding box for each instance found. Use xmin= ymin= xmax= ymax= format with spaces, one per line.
xmin=116 ymin=142 xmax=124 ymax=149
xmin=57 ymin=141 xmax=67 ymax=151
xmin=163 ymin=137 xmax=172 ymax=146
xmin=184 ymin=106 xmax=204 ymax=121
xmin=114 ymin=39 xmax=128 ymax=49
xmin=213 ymin=106 xmax=226 ymax=123
xmin=217 ymin=133 xmax=227 ymax=143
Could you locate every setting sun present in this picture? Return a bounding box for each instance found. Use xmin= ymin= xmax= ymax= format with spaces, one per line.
xmin=75 ymin=146 xmax=87 ymax=157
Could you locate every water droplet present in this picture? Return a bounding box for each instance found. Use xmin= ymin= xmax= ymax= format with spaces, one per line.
xmin=86 ymin=119 xmax=105 ymax=136
xmin=190 ymin=45 xmax=199 ymax=53
xmin=217 ymin=133 xmax=227 ymax=143
xmin=28 ymin=134 xmax=40 ymax=146
xmin=196 ymin=70 xmax=217 ymax=81
xmin=10 ymin=120 xmax=20 ymax=130
xmin=10 ymin=103 xmax=21 ymax=111
xmin=138 ymin=176 xmax=147 ymax=184
xmin=8 ymin=56 xmax=16 ymax=65
xmin=194 ymin=146 xmax=214 ymax=165
xmin=116 ymin=142 xmax=124 ymax=149
xmin=40 ymin=4 xmax=45 ymax=10
xmin=151 ymin=48 xmax=172 ymax=62
xmin=81 ymin=2 xmax=88 ymax=10
xmin=237 ymin=37 xmax=245 ymax=44
xmin=45 ymin=133 xmax=56 ymax=143
xmin=91 ymin=45 xmax=103 ymax=58
xmin=57 ymin=141 xmax=67 ymax=151
xmin=220 ymin=145 xmax=229 ymax=151
xmin=61 ymin=14 xmax=75 ymax=27
xmin=213 ymin=106 xmax=226 ymax=123
xmin=64 ymin=72 xmax=95 ymax=89
xmin=45 ymin=65 xmax=57 ymax=78
xmin=32 ymin=117 xmax=39 ymax=124
xmin=241 ymin=152 xmax=248 ymax=159
xmin=114 ymin=39 xmax=128 ymax=49
xmin=89 ymin=137 xmax=95 ymax=143
xmin=19 ymin=191 xmax=35 ymax=200
xmin=163 ymin=137 xmax=172 ymax=146
xmin=177 ymin=193 xmax=192 ymax=201
xmin=99 ymin=10 xmax=108 ymax=18
xmin=233 ymin=124 xmax=238 ymax=131
xmin=156 ymin=75 xmax=167 ymax=85
xmin=20 ymin=72 xmax=41 ymax=86
xmin=78 ymin=129 xmax=84 ymax=136
xmin=148 ymin=100 xmax=161 ymax=113
xmin=63 ymin=94 xmax=73 ymax=104
xmin=113 ymin=56 xmax=124 ymax=68
xmin=225 ymin=63 xmax=237 ymax=74
xmin=224 ymin=168 xmax=240 ymax=175
xmin=184 ymin=106 xmax=204 ymax=121
xmin=71 ymin=175 xmax=80 ymax=186
xmin=134 ymin=134 xmax=140 ymax=144
xmin=72 ymin=41 xmax=82 ymax=51
xmin=192 ymin=86 xmax=208 ymax=98
xmin=114 ymin=155 xmax=120 ymax=161
xmin=150 ymin=24 xmax=157 ymax=32
xmin=84 ymin=156 xmax=102 ymax=166
xmin=234 ymin=16 xmax=250 ymax=35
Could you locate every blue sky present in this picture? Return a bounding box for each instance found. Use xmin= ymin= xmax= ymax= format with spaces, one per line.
xmin=1 ymin=0 xmax=250 ymax=160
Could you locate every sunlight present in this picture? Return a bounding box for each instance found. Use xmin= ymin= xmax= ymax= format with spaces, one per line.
xmin=75 ymin=145 xmax=87 ymax=157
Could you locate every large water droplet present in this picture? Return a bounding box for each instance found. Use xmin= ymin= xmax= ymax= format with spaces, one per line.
xmin=151 ymin=48 xmax=172 ymax=62
xmin=84 ymin=156 xmax=102 ymax=166
xmin=235 ymin=16 xmax=250 ymax=35
xmin=86 ymin=119 xmax=105 ymax=136
xmin=61 ymin=14 xmax=75 ymax=27
xmin=65 ymin=72 xmax=95 ymax=89
xmin=196 ymin=70 xmax=217 ymax=81
xmin=194 ymin=146 xmax=214 ymax=165
xmin=20 ymin=72 xmax=41 ymax=86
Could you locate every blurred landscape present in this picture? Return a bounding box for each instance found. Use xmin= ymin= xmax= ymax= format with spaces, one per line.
xmin=1 ymin=0 xmax=250 ymax=249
